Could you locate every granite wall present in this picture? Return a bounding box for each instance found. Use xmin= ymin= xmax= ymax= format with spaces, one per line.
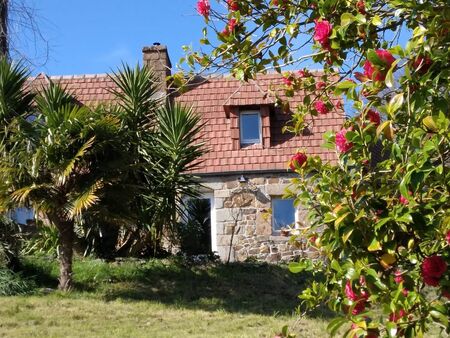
xmin=199 ymin=173 xmax=317 ymax=262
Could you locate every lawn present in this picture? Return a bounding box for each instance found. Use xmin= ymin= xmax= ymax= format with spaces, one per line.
xmin=0 ymin=256 xmax=334 ymax=338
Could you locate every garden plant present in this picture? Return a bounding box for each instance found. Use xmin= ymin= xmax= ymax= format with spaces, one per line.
xmin=190 ymin=0 xmax=450 ymax=337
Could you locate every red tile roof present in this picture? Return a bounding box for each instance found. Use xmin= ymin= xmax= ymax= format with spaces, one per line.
xmin=175 ymin=72 xmax=343 ymax=174
xmin=27 ymin=73 xmax=116 ymax=106
xmin=28 ymin=72 xmax=344 ymax=175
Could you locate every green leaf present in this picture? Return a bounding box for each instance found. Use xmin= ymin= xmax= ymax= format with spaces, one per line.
xmin=368 ymin=238 xmax=382 ymax=252
xmin=387 ymin=93 xmax=404 ymax=116
xmin=340 ymin=13 xmax=355 ymax=27
xmin=422 ymin=116 xmax=438 ymax=132
xmin=335 ymin=212 xmax=350 ymax=227
xmin=327 ymin=317 xmax=348 ymax=337
xmin=372 ymin=15 xmax=382 ymax=26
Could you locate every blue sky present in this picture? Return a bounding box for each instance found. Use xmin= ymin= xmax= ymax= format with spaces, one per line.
xmin=19 ymin=0 xmax=205 ymax=75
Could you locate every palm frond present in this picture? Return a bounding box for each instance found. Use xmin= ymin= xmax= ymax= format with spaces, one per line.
xmin=109 ymin=64 xmax=161 ymax=130
xmin=67 ymin=180 xmax=104 ymax=219
xmin=58 ymin=136 xmax=96 ymax=185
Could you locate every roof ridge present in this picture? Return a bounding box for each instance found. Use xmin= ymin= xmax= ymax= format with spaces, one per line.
xmin=29 ymin=73 xmax=110 ymax=80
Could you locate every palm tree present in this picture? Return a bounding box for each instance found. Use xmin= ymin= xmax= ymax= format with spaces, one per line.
xmin=0 ymin=68 xmax=127 ymax=290
xmin=0 ymin=61 xmax=206 ymax=289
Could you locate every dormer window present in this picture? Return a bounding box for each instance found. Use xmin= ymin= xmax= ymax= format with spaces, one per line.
xmin=240 ymin=110 xmax=261 ymax=146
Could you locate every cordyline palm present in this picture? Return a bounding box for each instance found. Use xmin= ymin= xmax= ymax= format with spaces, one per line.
xmin=105 ymin=65 xmax=206 ymax=255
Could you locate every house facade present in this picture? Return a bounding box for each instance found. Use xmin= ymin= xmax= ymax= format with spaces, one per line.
xmin=30 ymin=44 xmax=344 ymax=262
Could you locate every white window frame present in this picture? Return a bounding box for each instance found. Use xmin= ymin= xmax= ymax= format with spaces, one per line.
xmin=271 ymin=197 xmax=298 ymax=233
xmin=181 ymin=193 xmax=217 ymax=254
xmin=239 ymin=110 xmax=262 ymax=145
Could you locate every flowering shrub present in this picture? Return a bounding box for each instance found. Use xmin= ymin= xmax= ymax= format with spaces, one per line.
xmin=289 ymin=152 xmax=307 ymax=171
xmin=190 ymin=0 xmax=450 ymax=336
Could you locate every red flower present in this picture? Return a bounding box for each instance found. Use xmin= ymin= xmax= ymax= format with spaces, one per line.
xmin=356 ymin=0 xmax=366 ymax=14
xmin=297 ymin=70 xmax=306 ymax=77
xmin=222 ymin=18 xmax=238 ymax=36
xmin=313 ymin=20 xmax=332 ymax=47
xmin=227 ymin=0 xmax=239 ymax=11
xmin=345 ymin=280 xmax=358 ymax=301
xmin=423 ymin=275 xmax=440 ymax=286
xmin=389 ymin=309 xmax=406 ymax=322
xmin=402 ymin=288 xmax=409 ymax=296
xmin=442 ymin=289 xmax=450 ymax=299
xmin=282 ymin=76 xmax=293 ymax=86
xmin=315 ymin=81 xmax=326 ymax=90
xmin=445 ymin=230 xmax=450 ymax=245
xmin=377 ymin=49 xmax=395 ymax=66
xmin=314 ymin=100 xmax=329 ymax=114
xmin=336 ymin=128 xmax=353 ymax=153
xmin=196 ymin=0 xmax=210 ymax=17
xmin=394 ymin=270 xmax=404 ymax=284
xmin=399 ymin=191 xmax=412 ymax=205
xmin=421 ymin=256 xmax=447 ymax=286
xmin=363 ymin=50 xmax=396 ymax=81
xmin=289 ymin=152 xmax=307 ymax=170
xmin=413 ymin=56 xmax=432 ymax=74
xmin=366 ymin=109 xmax=381 ymax=126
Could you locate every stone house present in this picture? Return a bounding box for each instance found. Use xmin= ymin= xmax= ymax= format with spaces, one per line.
xmin=29 ymin=44 xmax=343 ymax=262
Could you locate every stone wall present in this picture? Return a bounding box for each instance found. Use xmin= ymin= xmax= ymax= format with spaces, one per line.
xmin=199 ymin=173 xmax=316 ymax=262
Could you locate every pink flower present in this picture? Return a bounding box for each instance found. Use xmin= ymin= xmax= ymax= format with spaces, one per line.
xmin=315 ymin=81 xmax=326 ymax=90
xmin=289 ymin=152 xmax=307 ymax=170
xmin=282 ymin=77 xmax=293 ymax=86
xmin=196 ymin=0 xmax=210 ymax=17
xmin=376 ymin=49 xmax=396 ymax=67
xmin=345 ymin=281 xmax=358 ymax=301
xmin=402 ymin=288 xmax=409 ymax=296
xmin=222 ymin=18 xmax=238 ymax=36
xmin=314 ymin=100 xmax=329 ymax=114
xmin=363 ymin=50 xmax=396 ymax=81
xmin=345 ymin=281 xmax=369 ymax=315
xmin=389 ymin=309 xmax=406 ymax=322
xmin=335 ymin=129 xmax=353 ymax=153
xmin=399 ymin=191 xmax=412 ymax=205
xmin=297 ymin=70 xmax=306 ymax=77
xmin=367 ymin=109 xmax=381 ymax=126
xmin=227 ymin=0 xmax=239 ymax=11
xmin=313 ymin=20 xmax=332 ymax=47
xmin=445 ymin=230 xmax=450 ymax=245
xmin=399 ymin=195 xmax=408 ymax=205
xmin=394 ymin=270 xmax=404 ymax=284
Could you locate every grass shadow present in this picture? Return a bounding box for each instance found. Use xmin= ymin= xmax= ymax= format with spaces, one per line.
xmin=19 ymin=256 xmax=336 ymax=318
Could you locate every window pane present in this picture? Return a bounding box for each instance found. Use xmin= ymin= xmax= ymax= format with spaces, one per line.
xmin=240 ymin=113 xmax=260 ymax=143
xmin=272 ymin=199 xmax=295 ymax=231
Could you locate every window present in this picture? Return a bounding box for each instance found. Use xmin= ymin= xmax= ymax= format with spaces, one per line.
xmin=272 ymin=198 xmax=296 ymax=232
xmin=240 ymin=110 xmax=261 ymax=145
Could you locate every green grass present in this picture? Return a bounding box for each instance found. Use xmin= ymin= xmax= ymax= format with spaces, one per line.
xmin=0 ymin=256 xmax=336 ymax=337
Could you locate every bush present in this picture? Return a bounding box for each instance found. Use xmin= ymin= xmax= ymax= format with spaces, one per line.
xmin=0 ymin=268 xmax=35 ymax=295
xmin=0 ymin=215 xmax=22 ymax=269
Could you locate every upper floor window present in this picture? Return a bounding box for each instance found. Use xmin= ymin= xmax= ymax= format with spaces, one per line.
xmin=240 ymin=110 xmax=261 ymax=145
xmin=272 ymin=198 xmax=296 ymax=232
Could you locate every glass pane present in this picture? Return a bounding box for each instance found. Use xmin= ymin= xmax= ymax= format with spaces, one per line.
xmin=272 ymin=199 xmax=295 ymax=231
xmin=240 ymin=113 xmax=260 ymax=143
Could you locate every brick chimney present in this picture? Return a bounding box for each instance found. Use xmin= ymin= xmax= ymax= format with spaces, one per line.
xmin=142 ymin=43 xmax=172 ymax=98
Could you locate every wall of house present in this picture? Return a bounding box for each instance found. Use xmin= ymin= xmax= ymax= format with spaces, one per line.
xmin=199 ymin=173 xmax=318 ymax=263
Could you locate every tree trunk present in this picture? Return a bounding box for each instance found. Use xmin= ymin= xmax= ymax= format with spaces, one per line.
xmin=56 ymin=219 xmax=74 ymax=291
xmin=0 ymin=0 xmax=8 ymax=57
